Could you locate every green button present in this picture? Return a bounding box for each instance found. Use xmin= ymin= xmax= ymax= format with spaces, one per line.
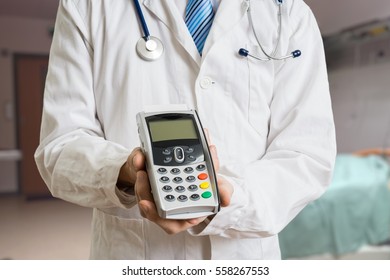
xmin=201 ymin=191 xmax=212 ymax=199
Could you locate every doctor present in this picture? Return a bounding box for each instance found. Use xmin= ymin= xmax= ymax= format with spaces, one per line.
xmin=35 ymin=0 xmax=336 ymax=259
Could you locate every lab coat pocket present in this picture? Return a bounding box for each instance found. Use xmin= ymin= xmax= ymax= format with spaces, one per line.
xmin=90 ymin=208 xmax=145 ymax=259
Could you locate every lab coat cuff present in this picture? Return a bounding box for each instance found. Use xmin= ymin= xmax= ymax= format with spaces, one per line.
xmin=115 ymin=186 xmax=137 ymax=208
xmin=188 ymin=175 xmax=245 ymax=237
xmin=102 ymin=151 xmax=137 ymax=209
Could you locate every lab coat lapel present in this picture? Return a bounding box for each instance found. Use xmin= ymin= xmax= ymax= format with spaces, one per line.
xmin=143 ymin=0 xmax=201 ymax=66
xmin=202 ymin=0 xmax=249 ymax=59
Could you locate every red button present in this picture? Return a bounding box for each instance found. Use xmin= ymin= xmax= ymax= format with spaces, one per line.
xmin=198 ymin=173 xmax=208 ymax=180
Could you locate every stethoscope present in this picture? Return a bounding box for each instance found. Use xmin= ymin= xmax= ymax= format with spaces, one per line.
xmin=134 ymin=0 xmax=164 ymax=61
xmin=133 ymin=0 xmax=301 ymax=62
xmin=239 ymin=0 xmax=302 ymax=61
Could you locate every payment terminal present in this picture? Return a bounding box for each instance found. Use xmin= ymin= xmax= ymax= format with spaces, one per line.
xmin=136 ymin=106 xmax=220 ymax=219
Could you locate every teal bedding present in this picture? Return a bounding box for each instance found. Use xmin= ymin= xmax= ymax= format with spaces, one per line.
xmin=279 ymin=154 xmax=390 ymax=259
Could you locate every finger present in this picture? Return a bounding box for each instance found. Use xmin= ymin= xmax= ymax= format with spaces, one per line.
xmin=139 ymin=200 xmax=205 ymax=225
xmin=138 ymin=198 xmax=207 ymax=234
xmin=217 ymin=177 xmax=234 ymax=207
xmin=151 ymin=213 xmax=206 ymax=235
xmin=209 ymin=144 xmax=219 ymax=172
xmin=135 ymin=170 xmax=154 ymax=203
xmin=203 ymin=128 xmax=212 ymax=144
xmin=138 ymin=199 xmax=158 ymax=220
xmin=124 ymin=148 xmax=146 ymax=185
xmin=130 ymin=148 xmax=145 ymax=172
xmin=187 ymin=216 xmax=207 ymax=225
xmin=202 ymin=129 xmax=219 ymax=172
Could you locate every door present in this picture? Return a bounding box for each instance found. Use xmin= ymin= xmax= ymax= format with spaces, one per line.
xmin=15 ymin=54 xmax=50 ymax=198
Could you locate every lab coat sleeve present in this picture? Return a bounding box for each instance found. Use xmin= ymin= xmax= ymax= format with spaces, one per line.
xmin=34 ymin=0 xmax=135 ymax=209
xmin=190 ymin=1 xmax=336 ymax=238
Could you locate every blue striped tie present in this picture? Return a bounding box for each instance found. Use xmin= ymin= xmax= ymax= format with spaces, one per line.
xmin=185 ymin=0 xmax=215 ymax=55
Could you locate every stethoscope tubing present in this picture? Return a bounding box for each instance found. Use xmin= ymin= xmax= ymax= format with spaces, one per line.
xmin=240 ymin=0 xmax=301 ymax=61
xmin=133 ymin=0 xmax=150 ymax=39
xmin=133 ymin=0 xmax=164 ymax=60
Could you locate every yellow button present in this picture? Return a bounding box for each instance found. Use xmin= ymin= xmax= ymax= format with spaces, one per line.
xmin=200 ymin=182 xmax=210 ymax=189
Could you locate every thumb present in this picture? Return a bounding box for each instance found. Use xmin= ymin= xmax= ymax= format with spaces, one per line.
xmin=135 ymin=170 xmax=154 ymax=203
xmin=131 ymin=148 xmax=145 ymax=172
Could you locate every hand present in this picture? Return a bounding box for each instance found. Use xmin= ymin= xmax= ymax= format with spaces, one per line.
xmin=117 ymin=147 xmax=145 ymax=192
xmin=135 ymin=171 xmax=207 ymax=234
xmin=133 ymin=129 xmax=234 ymax=234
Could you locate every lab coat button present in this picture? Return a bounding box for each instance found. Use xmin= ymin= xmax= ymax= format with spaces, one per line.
xmin=200 ymin=77 xmax=213 ymax=89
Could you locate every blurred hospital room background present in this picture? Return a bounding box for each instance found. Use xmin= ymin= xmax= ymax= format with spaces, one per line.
xmin=1 ymin=0 xmax=390 ymax=260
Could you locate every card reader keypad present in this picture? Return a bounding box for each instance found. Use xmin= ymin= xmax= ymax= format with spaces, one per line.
xmin=156 ymin=163 xmax=214 ymax=203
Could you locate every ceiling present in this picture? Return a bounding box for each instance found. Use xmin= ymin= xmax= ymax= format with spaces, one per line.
xmin=0 ymin=0 xmax=390 ymax=36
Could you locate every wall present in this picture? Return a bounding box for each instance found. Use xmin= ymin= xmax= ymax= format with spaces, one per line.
xmin=325 ymin=20 xmax=390 ymax=153
xmin=305 ymin=0 xmax=390 ymax=36
xmin=330 ymin=61 xmax=390 ymax=153
xmin=0 ymin=16 xmax=54 ymax=193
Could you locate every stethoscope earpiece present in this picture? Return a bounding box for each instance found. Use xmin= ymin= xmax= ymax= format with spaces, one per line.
xmin=238 ymin=48 xmax=249 ymax=57
xmin=292 ymin=50 xmax=302 ymax=58
xmin=238 ymin=48 xmax=302 ymax=61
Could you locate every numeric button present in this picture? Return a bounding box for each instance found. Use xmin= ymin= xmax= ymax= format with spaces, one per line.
xmin=159 ymin=176 xmax=170 ymax=183
xmin=190 ymin=194 xmax=200 ymax=201
xmin=196 ymin=164 xmax=206 ymax=171
xmin=177 ymin=195 xmax=188 ymax=202
xmin=157 ymin=168 xmax=167 ymax=174
xmin=170 ymin=168 xmax=180 ymax=175
xmin=184 ymin=167 xmax=194 ymax=173
xmin=162 ymin=185 xmax=172 ymax=192
xmin=172 ymin=177 xmax=183 ymax=184
xmin=186 ymin=176 xmax=196 ymax=183
xmin=175 ymin=186 xmax=185 ymax=193
xmin=188 ymin=184 xmax=198 ymax=192
xmin=165 ymin=195 xmax=175 ymax=202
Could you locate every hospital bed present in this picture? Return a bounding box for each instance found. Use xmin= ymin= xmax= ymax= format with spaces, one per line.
xmin=279 ymin=153 xmax=390 ymax=259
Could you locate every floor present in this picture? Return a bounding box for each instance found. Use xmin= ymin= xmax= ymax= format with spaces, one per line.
xmin=1 ymin=195 xmax=390 ymax=260
xmin=0 ymin=195 xmax=92 ymax=260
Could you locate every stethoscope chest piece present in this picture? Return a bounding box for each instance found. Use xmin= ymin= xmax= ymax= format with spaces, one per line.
xmin=136 ymin=36 xmax=164 ymax=61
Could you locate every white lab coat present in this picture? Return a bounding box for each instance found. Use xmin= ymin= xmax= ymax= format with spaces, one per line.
xmin=35 ymin=0 xmax=336 ymax=259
